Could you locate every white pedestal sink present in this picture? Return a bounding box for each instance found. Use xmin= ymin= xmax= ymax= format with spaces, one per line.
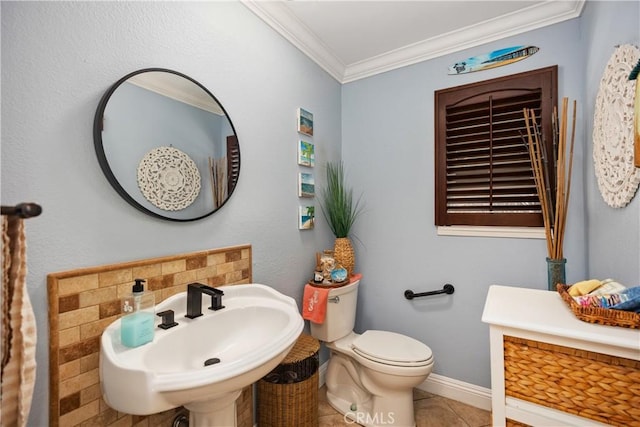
xmin=100 ymin=284 xmax=304 ymax=426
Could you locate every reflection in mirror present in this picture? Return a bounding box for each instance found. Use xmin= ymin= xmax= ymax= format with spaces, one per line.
xmin=94 ymin=68 xmax=240 ymax=221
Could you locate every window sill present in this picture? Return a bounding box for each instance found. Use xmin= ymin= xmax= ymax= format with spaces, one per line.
xmin=437 ymin=226 xmax=546 ymax=239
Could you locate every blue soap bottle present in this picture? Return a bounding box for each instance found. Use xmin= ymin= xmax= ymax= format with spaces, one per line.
xmin=120 ymin=278 xmax=155 ymax=348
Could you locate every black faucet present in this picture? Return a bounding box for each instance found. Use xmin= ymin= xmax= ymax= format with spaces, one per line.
xmin=157 ymin=310 xmax=178 ymax=329
xmin=185 ymin=283 xmax=225 ymax=319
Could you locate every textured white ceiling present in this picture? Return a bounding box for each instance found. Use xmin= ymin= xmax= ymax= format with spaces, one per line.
xmin=243 ymin=0 xmax=585 ymax=83
xmin=282 ymin=1 xmax=542 ymax=65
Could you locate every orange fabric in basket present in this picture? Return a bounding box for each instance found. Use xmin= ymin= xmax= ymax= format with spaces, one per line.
xmin=302 ymin=285 xmax=330 ymax=324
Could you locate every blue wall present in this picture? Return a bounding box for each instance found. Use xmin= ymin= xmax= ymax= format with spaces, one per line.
xmin=342 ymin=0 xmax=639 ymax=389
xmin=2 ymin=1 xmax=639 ymax=425
xmin=582 ymin=1 xmax=640 ymax=284
xmin=1 ymin=3 xmax=341 ymax=425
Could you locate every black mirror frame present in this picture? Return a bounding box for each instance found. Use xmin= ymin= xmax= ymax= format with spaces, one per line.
xmin=93 ymin=68 xmax=240 ymax=222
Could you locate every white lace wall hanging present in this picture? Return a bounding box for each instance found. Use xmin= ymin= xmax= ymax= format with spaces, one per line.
xmin=592 ymin=44 xmax=640 ymax=208
xmin=137 ymin=146 xmax=201 ymax=211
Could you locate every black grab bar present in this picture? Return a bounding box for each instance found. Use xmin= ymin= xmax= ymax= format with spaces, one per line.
xmin=404 ymin=284 xmax=454 ymax=300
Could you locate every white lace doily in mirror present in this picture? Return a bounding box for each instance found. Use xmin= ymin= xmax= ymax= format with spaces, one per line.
xmin=137 ymin=146 xmax=201 ymax=211
xmin=593 ymin=44 xmax=640 ymax=208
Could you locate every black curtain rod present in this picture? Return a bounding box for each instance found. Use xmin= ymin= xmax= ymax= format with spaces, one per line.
xmin=1 ymin=203 xmax=42 ymax=218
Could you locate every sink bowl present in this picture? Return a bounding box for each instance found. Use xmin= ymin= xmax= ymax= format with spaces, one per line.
xmin=100 ymin=284 xmax=303 ymax=425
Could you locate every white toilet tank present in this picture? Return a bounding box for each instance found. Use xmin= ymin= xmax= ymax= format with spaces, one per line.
xmin=310 ymin=279 xmax=359 ymax=342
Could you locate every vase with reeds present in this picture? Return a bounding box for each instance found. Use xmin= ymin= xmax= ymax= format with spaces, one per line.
xmin=319 ymin=161 xmax=363 ymax=279
xmin=524 ymin=98 xmax=576 ymax=290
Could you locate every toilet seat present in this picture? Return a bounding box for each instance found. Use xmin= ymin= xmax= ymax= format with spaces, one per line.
xmin=351 ymin=330 xmax=433 ymax=367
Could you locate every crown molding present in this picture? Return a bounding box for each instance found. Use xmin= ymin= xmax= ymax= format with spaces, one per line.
xmin=343 ymin=0 xmax=585 ymax=82
xmin=242 ymin=0 xmax=585 ymax=84
xmin=241 ymin=0 xmax=346 ymax=82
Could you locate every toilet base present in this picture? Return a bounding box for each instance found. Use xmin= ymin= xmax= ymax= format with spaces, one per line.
xmin=324 ymin=351 xmax=420 ymax=427
xmin=326 ymin=389 xmax=414 ymax=427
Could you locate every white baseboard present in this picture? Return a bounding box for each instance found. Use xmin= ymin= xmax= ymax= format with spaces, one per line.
xmin=317 ymin=361 xmax=491 ymax=411
xmin=416 ymin=373 xmax=492 ymax=411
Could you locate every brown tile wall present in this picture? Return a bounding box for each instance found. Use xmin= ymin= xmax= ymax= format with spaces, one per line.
xmin=47 ymin=245 xmax=253 ymax=427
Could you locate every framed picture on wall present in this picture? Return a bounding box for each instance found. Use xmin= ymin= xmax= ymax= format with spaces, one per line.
xmin=298 ymin=140 xmax=315 ymax=167
xmin=298 ymin=172 xmax=315 ymax=198
xmin=298 ymin=205 xmax=315 ymax=230
xmin=297 ymin=108 xmax=314 ymax=136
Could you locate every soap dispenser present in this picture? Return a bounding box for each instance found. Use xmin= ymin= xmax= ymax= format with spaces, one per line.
xmin=120 ymin=278 xmax=155 ymax=348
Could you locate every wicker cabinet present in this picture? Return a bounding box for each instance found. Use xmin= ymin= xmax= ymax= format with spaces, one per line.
xmin=482 ymin=285 xmax=640 ymax=427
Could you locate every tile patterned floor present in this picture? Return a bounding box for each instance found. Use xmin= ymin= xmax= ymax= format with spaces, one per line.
xmin=318 ymin=386 xmax=492 ymax=427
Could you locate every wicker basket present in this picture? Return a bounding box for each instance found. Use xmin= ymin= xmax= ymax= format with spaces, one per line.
xmin=506 ymin=419 xmax=530 ymax=427
xmin=504 ymin=336 xmax=640 ymax=426
xmin=258 ymin=334 xmax=320 ymax=427
xmin=557 ymin=284 xmax=640 ymax=329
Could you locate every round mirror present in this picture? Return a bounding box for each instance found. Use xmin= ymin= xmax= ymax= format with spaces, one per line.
xmin=93 ymin=68 xmax=240 ymax=221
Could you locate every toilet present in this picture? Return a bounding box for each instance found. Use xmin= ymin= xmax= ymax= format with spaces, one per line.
xmin=310 ymin=279 xmax=433 ymax=427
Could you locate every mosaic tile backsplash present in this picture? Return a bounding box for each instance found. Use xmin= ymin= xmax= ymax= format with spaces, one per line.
xmin=47 ymin=245 xmax=252 ymax=426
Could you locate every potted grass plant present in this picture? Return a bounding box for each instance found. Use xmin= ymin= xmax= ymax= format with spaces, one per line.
xmin=319 ymin=161 xmax=363 ymax=278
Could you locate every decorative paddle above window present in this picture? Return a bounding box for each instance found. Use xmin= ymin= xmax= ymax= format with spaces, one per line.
xmin=435 ymin=66 xmax=557 ymax=227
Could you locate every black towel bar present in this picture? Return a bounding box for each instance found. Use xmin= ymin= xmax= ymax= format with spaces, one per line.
xmin=404 ymin=284 xmax=454 ymax=300
xmin=1 ymin=203 xmax=42 ymax=218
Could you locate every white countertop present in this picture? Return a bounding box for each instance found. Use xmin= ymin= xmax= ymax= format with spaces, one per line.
xmin=482 ymin=285 xmax=640 ymax=352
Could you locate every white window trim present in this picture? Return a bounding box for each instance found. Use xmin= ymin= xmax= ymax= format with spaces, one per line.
xmin=437 ymin=225 xmax=546 ymax=239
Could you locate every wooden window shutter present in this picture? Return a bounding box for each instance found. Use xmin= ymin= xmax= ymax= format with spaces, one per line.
xmin=435 ymin=66 xmax=557 ymax=227
xmin=227 ymin=134 xmax=240 ymax=195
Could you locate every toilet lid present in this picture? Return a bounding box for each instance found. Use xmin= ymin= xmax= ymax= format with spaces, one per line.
xmin=351 ymin=330 xmax=433 ymax=366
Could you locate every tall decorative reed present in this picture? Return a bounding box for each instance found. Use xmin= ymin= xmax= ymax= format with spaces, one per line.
xmin=523 ymin=98 xmax=576 ymax=288
xmin=209 ymin=156 xmax=228 ymax=209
